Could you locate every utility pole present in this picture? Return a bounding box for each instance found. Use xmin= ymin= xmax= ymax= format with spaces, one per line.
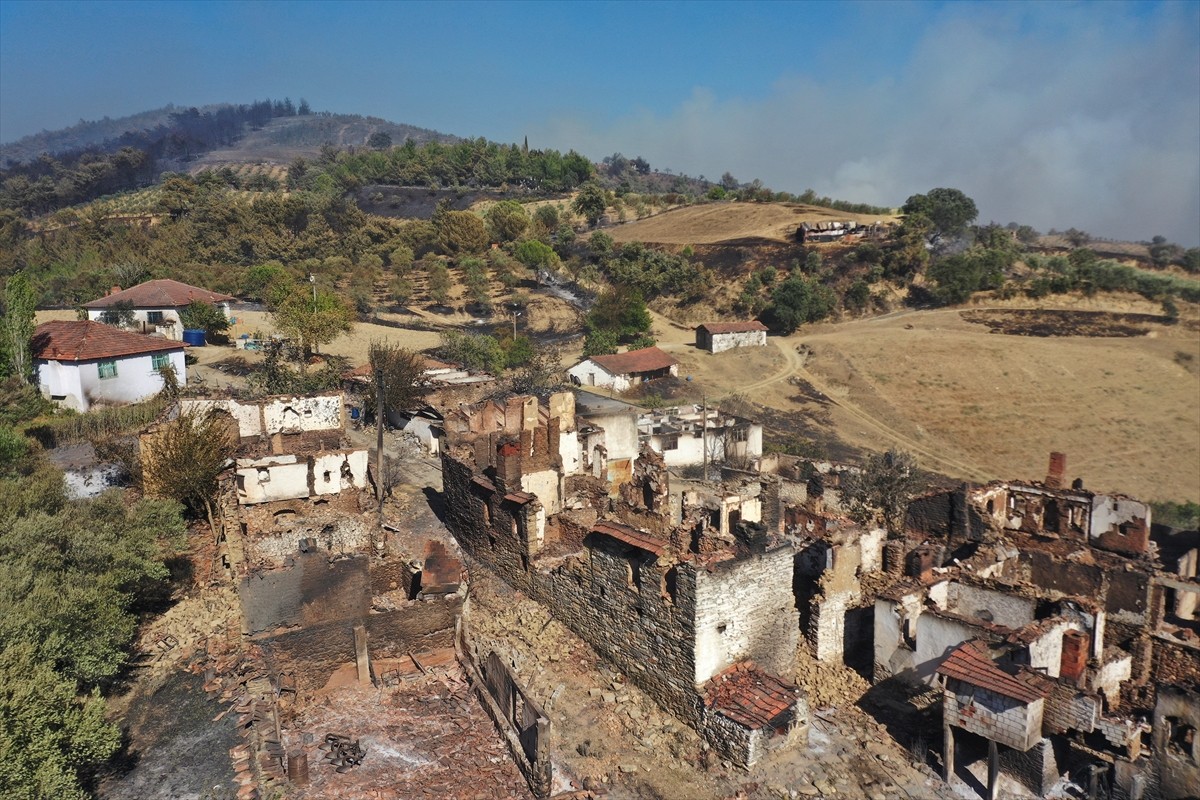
xmin=375 ymin=366 xmax=385 ymax=511
xmin=701 ymin=392 xmax=708 ymax=480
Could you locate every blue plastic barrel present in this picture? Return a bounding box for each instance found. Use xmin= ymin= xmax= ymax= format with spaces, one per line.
xmin=350 ymin=407 xmax=361 ymax=421
xmin=181 ymin=329 xmax=207 ymax=346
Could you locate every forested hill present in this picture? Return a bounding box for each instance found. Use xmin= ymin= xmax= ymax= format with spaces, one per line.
xmin=0 ymin=100 xmax=453 ymax=166
xmin=0 ymin=99 xmax=456 ymax=218
xmin=1 ymin=105 xmax=192 ymax=165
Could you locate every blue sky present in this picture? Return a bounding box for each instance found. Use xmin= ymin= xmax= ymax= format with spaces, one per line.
xmin=2 ymin=0 xmax=1198 ymax=244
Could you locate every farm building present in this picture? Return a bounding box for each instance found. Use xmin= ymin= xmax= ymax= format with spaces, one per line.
xmin=32 ymin=320 xmax=186 ymax=412
xmin=695 ymin=321 xmax=768 ymax=353
xmin=83 ymin=279 xmax=233 ymax=341
xmin=567 ymin=346 xmax=679 ymax=393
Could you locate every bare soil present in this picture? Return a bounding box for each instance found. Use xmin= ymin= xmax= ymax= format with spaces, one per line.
xmin=608 ymin=203 xmax=899 ymax=245
xmin=651 ymin=298 xmax=1200 ymax=502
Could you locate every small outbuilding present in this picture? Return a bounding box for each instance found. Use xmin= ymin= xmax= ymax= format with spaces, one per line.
xmin=32 ymin=320 xmax=186 ymax=412
xmin=695 ymin=321 xmax=768 ymax=353
xmin=567 ymin=346 xmax=679 ymax=392
xmin=83 ymin=279 xmax=233 ymax=340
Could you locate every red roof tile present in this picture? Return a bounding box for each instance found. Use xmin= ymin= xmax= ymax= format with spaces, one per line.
xmin=705 ymin=662 xmax=798 ymax=730
xmin=32 ymin=320 xmax=184 ymax=362
xmin=696 ymin=321 xmax=769 ymax=335
xmin=83 ymin=279 xmax=234 ymax=309
xmin=587 ymin=347 xmax=677 ymax=377
xmin=936 ymin=640 xmax=1047 ymax=704
xmin=590 ymin=520 xmax=667 ymax=556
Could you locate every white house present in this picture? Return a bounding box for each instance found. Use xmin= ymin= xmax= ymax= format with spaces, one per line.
xmin=695 ymin=321 xmax=768 ymax=353
xmin=32 ymin=320 xmax=186 ymax=412
xmin=82 ymin=279 xmax=234 ymax=340
xmin=567 ymin=346 xmax=679 ymax=393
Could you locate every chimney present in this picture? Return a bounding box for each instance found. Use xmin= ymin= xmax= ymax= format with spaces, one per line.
xmin=1060 ymin=629 xmax=1089 ymax=684
xmin=109 ymin=285 xmax=121 ymax=296
xmin=1046 ymin=452 xmax=1066 ymax=489
xmin=906 ymin=545 xmax=937 ymax=583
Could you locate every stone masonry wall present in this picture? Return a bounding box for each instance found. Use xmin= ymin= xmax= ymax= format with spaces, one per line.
xmin=442 ymin=449 xmax=704 ymax=723
xmin=442 ymin=447 xmax=798 ymax=729
xmin=998 ymin=738 xmax=1059 ymax=796
xmin=692 ymin=544 xmax=800 ymax=683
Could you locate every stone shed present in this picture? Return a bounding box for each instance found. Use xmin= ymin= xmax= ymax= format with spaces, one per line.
xmin=695 ymin=321 xmax=768 ymax=354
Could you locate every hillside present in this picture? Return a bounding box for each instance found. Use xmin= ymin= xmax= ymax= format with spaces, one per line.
xmin=644 ymin=297 xmax=1200 ymax=503
xmin=193 ymin=113 xmax=455 ymax=167
xmin=1 ymin=105 xmax=197 ymax=164
xmin=607 ymin=202 xmax=898 ymax=245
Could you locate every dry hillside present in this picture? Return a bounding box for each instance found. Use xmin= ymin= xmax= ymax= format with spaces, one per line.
xmin=607 ymin=202 xmax=899 ymax=245
xmin=648 ymin=296 xmax=1200 ymax=503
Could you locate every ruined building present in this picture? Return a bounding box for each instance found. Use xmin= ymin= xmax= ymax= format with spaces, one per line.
xmin=439 ymin=391 xmax=808 ymax=767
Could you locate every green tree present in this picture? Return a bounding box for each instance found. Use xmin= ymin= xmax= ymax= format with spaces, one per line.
xmin=586 ymin=287 xmax=652 ymax=344
xmin=157 ymin=174 xmax=198 ymax=221
xmin=513 ymin=239 xmax=560 ymax=271
xmin=389 ymin=244 xmax=415 ymax=273
xmin=438 ymin=330 xmax=506 ymax=374
xmin=241 ymin=262 xmax=290 ymax=305
xmin=583 ymin=329 xmax=619 ymax=356
xmin=532 ymin=204 xmax=560 ymax=236
xmin=484 ymin=200 xmax=530 ymax=243
xmin=572 ymin=182 xmax=608 ymax=227
xmin=844 ymin=279 xmax=871 ymax=313
xmin=761 ymin=275 xmax=836 ymax=334
xmin=270 ymin=285 xmax=354 ymax=359
xmin=389 ymin=276 xmax=413 ymax=306
xmin=0 ymin=643 xmax=120 ymax=800
xmin=177 ymin=301 xmax=229 ymax=339
xmin=901 ymin=188 xmax=978 ymax=244
xmin=1183 ymin=248 xmax=1200 ymax=274
xmin=435 ymin=210 xmax=489 ymax=255
xmin=427 ymin=262 xmax=452 ymax=305
xmin=368 ymin=131 xmax=393 ymax=150
xmin=1 ymin=274 xmax=37 ymax=384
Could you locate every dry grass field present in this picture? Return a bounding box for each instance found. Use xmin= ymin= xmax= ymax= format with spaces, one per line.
xmin=607 ymin=202 xmax=899 ymax=245
xmin=652 ymin=297 xmax=1200 ymax=503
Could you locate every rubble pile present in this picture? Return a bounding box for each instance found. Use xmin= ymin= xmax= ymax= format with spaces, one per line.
xmin=281 ymin=661 xmax=534 ymax=800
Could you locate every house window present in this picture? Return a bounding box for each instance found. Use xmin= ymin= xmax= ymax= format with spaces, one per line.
xmin=731 ymin=427 xmax=748 ymax=442
xmin=151 ymin=353 xmax=170 ymax=370
xmin=97 ymin=360 xmax=118 ymax=379
xmin=147 ymin=311 xmax=164 ymax=324
xmin=662 ymin=435 xmax=679 ymax=451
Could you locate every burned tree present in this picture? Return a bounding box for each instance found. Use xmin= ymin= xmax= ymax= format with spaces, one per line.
xmin=841 ymin=449 xmax=923 ymax=539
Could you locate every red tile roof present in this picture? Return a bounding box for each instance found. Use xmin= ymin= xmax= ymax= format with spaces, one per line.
xmin=587 ymin=346 xmax=677 ymax=377
xmin=936 ymin=640 xmax=1047 ymax=704
xmin=83 ymin=279 xmax=234 ymax=309
xmin=590 ymin=520 xmax=667 ymax=556
xmin=705 ymin=662 xmax=798 ymax=730
xmin=696 ymin=321 xmax=768 ymax=335
xmin=32 ymin=320 xmax=184 ymax=362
